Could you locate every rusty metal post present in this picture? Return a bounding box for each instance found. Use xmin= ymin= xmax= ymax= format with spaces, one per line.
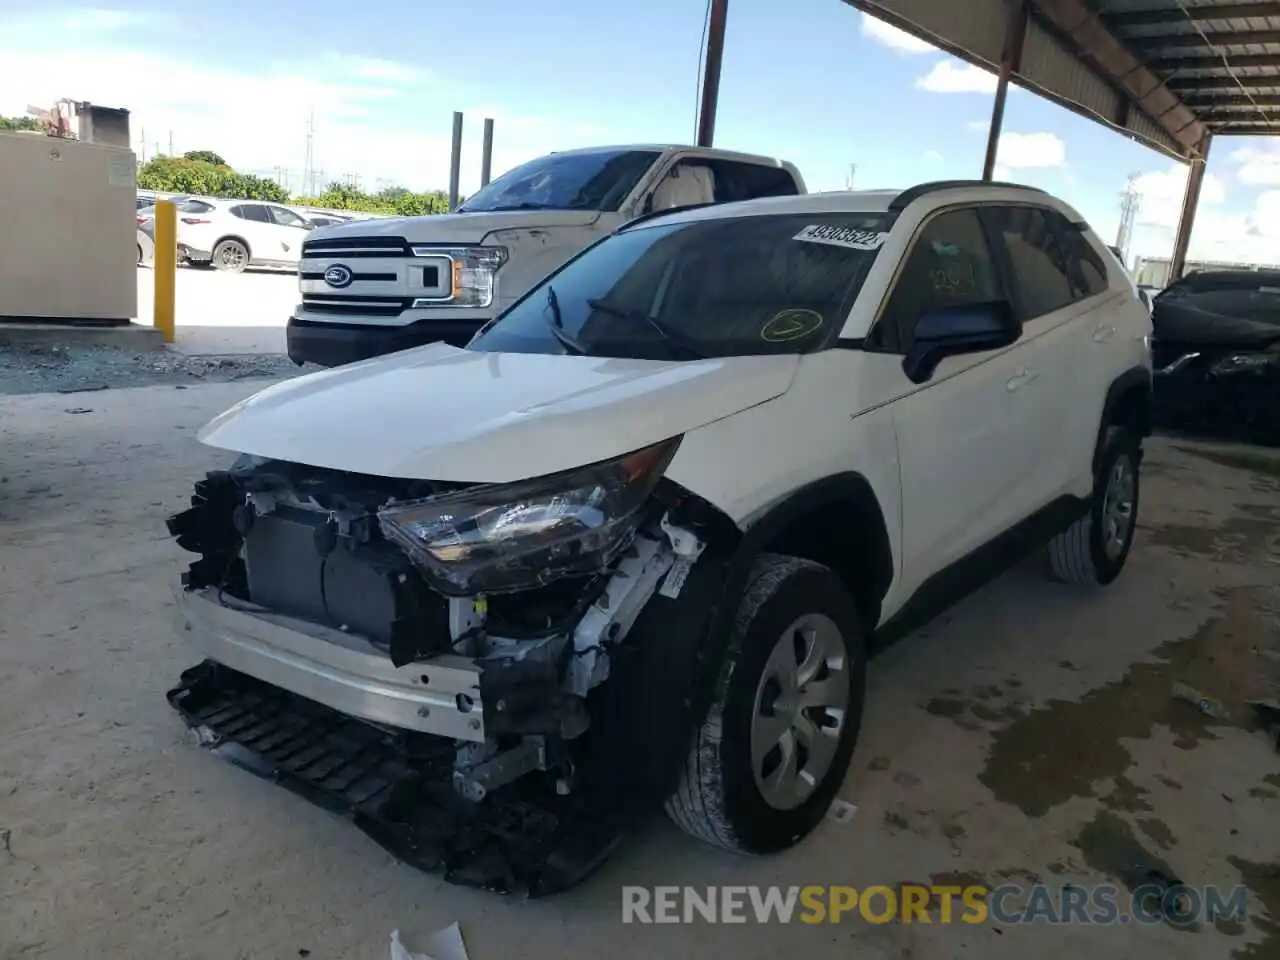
xmin=1169 ymin=134 xmax=1213 ymax=283
xmin=983 ymin=0 xmax=1030 ymax=181
xmin=448 ymin=111 xmax=463 ymax=211
xmin=696 ymin=0 xmax=728 ymax=147
xmin=480 ymin=117 xmax=494 ymax=187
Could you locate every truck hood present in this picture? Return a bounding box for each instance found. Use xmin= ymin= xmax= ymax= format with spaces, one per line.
xmin=198 ymin=344 xmax=800 ymax=483
xmin=322 ymin=210 xmax=601 ymax=243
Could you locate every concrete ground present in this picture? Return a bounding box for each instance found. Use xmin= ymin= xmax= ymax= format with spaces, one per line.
xmin=134 ymin=265 xmax=297 ymax=357
xmin=1 ymin=381 xmax=1279 ymax=960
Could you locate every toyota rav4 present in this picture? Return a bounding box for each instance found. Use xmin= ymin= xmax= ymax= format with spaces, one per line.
xmin=166 ymin=180 xmax=1152 ymax=896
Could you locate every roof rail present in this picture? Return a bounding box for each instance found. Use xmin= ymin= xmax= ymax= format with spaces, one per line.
xmin=888 ymin=180 xmax=1048 ymax=212
xmin=617 ymin=201 xmax=720 ymax=231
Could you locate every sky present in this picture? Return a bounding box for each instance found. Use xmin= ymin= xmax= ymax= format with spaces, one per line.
xmin=5 ymin=0 xmax=1280 ymax=264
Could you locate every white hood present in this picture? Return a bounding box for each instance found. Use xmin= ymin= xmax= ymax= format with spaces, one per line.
xmin=198 ymin=344 xmax=800 ymax=482
xmin=322 ymin=210 xmax=601 ymax=244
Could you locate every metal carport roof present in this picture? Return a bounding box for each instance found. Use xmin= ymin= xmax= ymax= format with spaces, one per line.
xmin=695 ymin=0 xmax=1280 ymax=280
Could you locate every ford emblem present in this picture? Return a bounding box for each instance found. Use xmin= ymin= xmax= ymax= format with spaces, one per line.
xmin=323 ymin=264 xmax=354 ymax=289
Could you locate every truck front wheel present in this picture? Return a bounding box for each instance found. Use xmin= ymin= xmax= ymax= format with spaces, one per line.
xmin=665 ymin=553 xmax=865 ymax=854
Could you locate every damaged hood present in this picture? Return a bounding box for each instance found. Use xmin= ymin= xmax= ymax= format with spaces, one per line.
xmin=198 ymin=344 xmax=800 ymax=482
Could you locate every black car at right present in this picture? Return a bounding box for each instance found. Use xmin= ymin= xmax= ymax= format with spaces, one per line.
xmin=1151 ymin=269 xmax=1280 ymax=447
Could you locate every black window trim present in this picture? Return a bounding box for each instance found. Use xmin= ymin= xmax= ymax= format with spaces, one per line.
xmin=979 ymin=201 xmax=1112 ymax=325
xmin=859 ymin=201 xmax=1016 ymax=357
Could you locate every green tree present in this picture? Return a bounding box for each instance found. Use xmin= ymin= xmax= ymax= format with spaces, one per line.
xmin=137 ymin=155 xmax=287 ymax=201
xmin=0 ymin=115 xmax=43 ymax=132
xmin=183 ymin=149 xmax=228 ymax=166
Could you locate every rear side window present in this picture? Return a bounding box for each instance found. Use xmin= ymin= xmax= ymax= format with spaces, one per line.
xmin=871 ymin=208 xmax=1002 ymax=353
xmin=702 ymin=159 xmax=801 ymax=202
xmin=987 ymin=206 xmax=1075 ymax=320
xmin=231 ymin=204 xmax=270 ymax=223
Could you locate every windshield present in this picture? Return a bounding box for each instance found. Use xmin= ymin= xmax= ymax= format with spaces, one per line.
xmin=469 ymin=212 xmax=892 ymax=361
xmin=1157 ymin=271 xmax=1280 ymax=326
xmin=458 ymin=149 xmax=661 ymax=213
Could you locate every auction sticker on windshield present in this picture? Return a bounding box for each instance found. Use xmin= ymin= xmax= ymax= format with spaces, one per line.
xmin=794 ymin=224 xmax=887 ymax=251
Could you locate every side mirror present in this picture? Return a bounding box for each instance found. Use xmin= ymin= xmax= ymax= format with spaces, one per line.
xmin=903 ymin=300 xmax=1019 ymax=384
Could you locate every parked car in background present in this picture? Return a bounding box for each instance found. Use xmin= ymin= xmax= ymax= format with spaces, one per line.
xmin=171 ymin=198 xmax=317 ymax=272
xmin=137 ymin=219 xmax=155 ymax=266
xmin=1150 ymin=269 xmax=1280 ymax=446
xmin=288 ymin=143 xmax=807 ymax=367
xmin=298 ymin=211 xmax=352 ymax=229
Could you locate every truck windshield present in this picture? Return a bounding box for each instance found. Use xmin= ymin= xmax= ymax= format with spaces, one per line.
xmin=469 ymin=212 xmax=892 ymax=361
xmin=458 ymin=149 xmax=661 ymax=213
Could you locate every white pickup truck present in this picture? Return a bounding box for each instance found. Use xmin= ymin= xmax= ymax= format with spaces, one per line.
xmin=287 ymin=144 xmax=806 ymax=367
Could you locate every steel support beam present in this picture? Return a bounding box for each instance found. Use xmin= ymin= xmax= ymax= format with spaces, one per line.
xmin=1169 ymin=134 xmax=1212 ymax=284
xmin=1185 ymin=94 xmax=1280 ymax=109
xmin=1170 ymin=76 xmax=1280 ymax=93
xmin=1211 ymin=125 xmax=1280 ymax=135
xmin=1032 ymin=0 xmax=1207 ymax=158
xmin=696 ymin=0 xmax=728 ymax=148
xmin=1129 ymin=29 xmax=1280 ymax=54
xmin=1106 ymin=2 xmax=1278 ymax=28
xmin=984 ymin=0 xmax=1030 ymax=181
xmin=1150 ymin=52 xmax=1280 ymax=71
xmin=448 ymin=111 xmax=463 ymax=211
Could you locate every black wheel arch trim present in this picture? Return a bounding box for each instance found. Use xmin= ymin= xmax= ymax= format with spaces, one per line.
xmin=1095 ymin=365 xmax=1152 ymax=472
xmin=604 ymin=472 xmax=893 ymax=812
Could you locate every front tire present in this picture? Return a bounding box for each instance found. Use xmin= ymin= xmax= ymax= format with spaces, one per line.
xmin=665 ymin=554 xmax=865 ymax=854
xmin=212 ymin=239 xmax=249 ymax=273
xmin=1047 ymin=426 xmax=1141 ymax=585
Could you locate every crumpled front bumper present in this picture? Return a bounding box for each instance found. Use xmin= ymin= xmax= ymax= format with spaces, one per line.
xmin=176 ymin=586 xmax=486 ymax=742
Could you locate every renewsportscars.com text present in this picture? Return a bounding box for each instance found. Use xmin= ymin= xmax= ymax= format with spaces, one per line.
xmin=621 ymin=884 xmax=1248 ymax=926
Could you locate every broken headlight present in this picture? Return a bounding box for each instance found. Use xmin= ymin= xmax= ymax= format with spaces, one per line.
xmin=377 ymin=438 xmax=680 ymax=595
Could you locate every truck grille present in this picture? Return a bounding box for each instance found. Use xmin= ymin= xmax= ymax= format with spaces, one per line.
xmin=302 ymin=235 xmax=413 ymax=259
xmin=300 ymin=294 xmax=413 ymax=318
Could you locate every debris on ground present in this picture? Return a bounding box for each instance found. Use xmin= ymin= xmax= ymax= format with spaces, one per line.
xmin=0 ymin=343 xmax=311 ymax=395
xmin=390 ymin=925 xmax=469 ymax=960
xmin=826 ymin=799 xmax=858 ymax=824
xmin=1171 ymin=682 xmax=1230 ymax=721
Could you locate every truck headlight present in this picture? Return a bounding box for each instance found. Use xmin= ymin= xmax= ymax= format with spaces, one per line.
xmin=412 ymin=245 xmax=507 ymax=308
xmin=377 ymin=438 xmax=680 ymax=595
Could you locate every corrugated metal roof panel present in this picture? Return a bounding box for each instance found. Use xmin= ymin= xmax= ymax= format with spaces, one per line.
xmin=851 ymin=0 xmax=1008 ymax=67
xmin=847 ymin=0 xmax=1195 ymax=158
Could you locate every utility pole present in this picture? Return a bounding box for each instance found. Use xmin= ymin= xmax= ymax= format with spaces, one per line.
xmin=139 ymin=126 xmax=146 ymax=163
xmin=1115 ymin=171 xmax=1142 ymax=268
xmin=303 ymin=111 xmax=315 ymax=196
xmin=168 ymin=130 xmax=174 ymax=156
xmin=845 ymin=164 xmax=857 ymax=190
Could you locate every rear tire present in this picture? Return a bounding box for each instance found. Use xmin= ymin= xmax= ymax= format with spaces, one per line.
xmin=1047 ymin=426 xmax=1140 ymax=586
xmin=212 ymin=239 xmax=249 ymax=273
xmin=664 ymin=553 xmax=865 ymax=854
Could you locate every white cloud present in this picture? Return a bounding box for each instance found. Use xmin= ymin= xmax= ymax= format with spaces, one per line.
xmin=57 ymin=8 xmax=163 ymax=31
xmin=917 ymin=62 xmax=998 ymax=94
xmin=860 ymin=13 xmax=935 ymax=54
xmin=996 ymin=132 xmax=1066 ymax=170
xmin=1229 ymin=143 xmax=1280 ymax=186
xmin=922 ymin=149 xmax=943 ymax=163
xmin=1133 ymin=165 xmax=1226 ymax=228
xmin=966 ymin=119 xmax=991 ymax=133
xmin=0 ymin=21 xmax=606 ymax=196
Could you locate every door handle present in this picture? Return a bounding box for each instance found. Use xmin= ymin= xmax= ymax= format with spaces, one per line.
xmin=1006 ymin=368 xmax=1039 ymax=391
xmin=1092 ymin=322 xmax=1117 ymax=343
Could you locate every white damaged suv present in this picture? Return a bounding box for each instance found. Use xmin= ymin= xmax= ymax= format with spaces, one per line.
xmin=166 ymin=181 xmax=1152 ymax=895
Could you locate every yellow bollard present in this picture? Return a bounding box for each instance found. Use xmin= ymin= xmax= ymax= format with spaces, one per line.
xmin=152 ymin=199 xmax=177 ymax=344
